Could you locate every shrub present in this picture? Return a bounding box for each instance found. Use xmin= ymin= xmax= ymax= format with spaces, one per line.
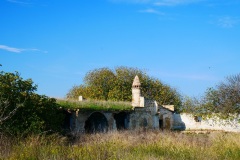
xmin=0 ymin=71 xmax=64 ymax=136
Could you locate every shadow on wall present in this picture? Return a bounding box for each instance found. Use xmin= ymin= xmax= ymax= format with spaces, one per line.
xmin=173 ymin=113 xmax=186 ymax=130
xmin=84 ymin=112 xmax=109 ymax=133
xmin=114 ymin=112 xmax=129 ymax=130
xmin=63 ymin=110 xmax=73 ymax=131
xmin=159 ymin=117 xmax=172 ymax=130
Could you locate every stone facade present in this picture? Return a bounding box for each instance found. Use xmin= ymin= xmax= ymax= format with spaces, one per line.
xmin=66 ymin=75 xmax=174 ymax=134
xmin=66 ymin=75 xmax=240 ymax=134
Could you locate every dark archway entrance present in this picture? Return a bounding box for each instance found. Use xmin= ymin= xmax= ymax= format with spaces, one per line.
xmin=114 ymin=112 xmax=128 ymax=130
xmin=159 ymin=119 xmax=163 ymax=130
xmin=84 ymin=112 xmax=108 ymax=133
xmin=63 ymin=110 xmax=72 ymax=131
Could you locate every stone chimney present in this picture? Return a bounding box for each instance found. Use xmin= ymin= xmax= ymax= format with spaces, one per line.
xmin=132 ymin=75 xmax=141 ymax=107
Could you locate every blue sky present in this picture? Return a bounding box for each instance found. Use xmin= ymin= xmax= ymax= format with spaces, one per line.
xmin=1 ymin=0 xmax=240 ymax=98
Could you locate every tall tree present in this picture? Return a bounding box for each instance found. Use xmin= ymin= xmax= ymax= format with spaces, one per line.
xmin=108 ymin=66 xmax=148 ymax=101
xmin=67 ymin=66 xmax=182 ymax=109
xmin=84 ymin=68 xmax=116 ymax=100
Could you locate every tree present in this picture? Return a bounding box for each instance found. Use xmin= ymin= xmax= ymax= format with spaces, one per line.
xmin=202 ymin=74 xmax=240 ymax=115
xmin=108 ymin=66 xmax=148 ymax=101
xmin=180 ymin=96 xmax=204 ymax=115
xmin=182 ymin=74 xmax=240 ymax=117
xmin=67 ymin=66 xmax=182 ymax=109
xmin=84 ymin=68 xmax=116 ymax=100
xmin=0 ymin=71 xmax=64 ymax=135
xmin=0 ymin=71 xmax=36 ymax=125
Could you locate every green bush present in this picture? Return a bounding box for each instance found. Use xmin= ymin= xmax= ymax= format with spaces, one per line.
xmin=0 ymin=71 xmax=64 ymax=136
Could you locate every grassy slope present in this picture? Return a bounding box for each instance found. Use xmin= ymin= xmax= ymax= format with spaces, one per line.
xmin=1 ymin=130 xmax=240 ymax=160
xmin=57 ymin=99 xmax=132 ymax=112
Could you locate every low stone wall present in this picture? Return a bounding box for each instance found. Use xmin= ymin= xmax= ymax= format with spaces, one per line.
xmin=173 ymin=113 xmax=240 ymax=132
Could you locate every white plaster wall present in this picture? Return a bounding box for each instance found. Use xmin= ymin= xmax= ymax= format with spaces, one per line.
xmin=173 ymin=113 xmax=240 ymax=132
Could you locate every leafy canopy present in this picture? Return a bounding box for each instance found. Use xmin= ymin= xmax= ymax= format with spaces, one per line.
xmin=0 ymin=70 xmax=64 ymax=136
xmin=181 ymin=73 xmax=240 ymax=117
xmin=203 ymin=74 xmax=240 ymax=115
xmin=67 ymin=66 xmax=182 ymax=109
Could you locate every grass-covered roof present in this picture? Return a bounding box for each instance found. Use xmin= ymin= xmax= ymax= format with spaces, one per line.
xmin=57 ymin=99 xmax=132 ymax=112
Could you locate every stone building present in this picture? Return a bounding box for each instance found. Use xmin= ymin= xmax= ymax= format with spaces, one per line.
xmin=64 ymin=75 xmax=240 ymax=133
xmin=129 ymin=75 xmax=173 ymax=130
xmin=67 ymin=75 xmax=176 ymax=134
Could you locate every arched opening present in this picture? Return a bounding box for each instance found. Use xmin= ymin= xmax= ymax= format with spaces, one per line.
xmin=63 ymin=109 xmax=72 ymax=131
xmin=84 ymin=112 xmax=108 ymax=133
xmin=114 ymin=112 xmax=128 ymax=130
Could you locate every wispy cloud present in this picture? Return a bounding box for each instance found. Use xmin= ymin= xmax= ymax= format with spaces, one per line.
xmin=217 ymin=16 xmax=239 ymax=28
xmin=111 ymin=0 xmax=204 ymax=6
xmin=0 ymin=45 xmax=22 ymax=53
xmin=0 ymin=45 xmax=47 ymax=53
xmin=154 ymin=0 xmax=204 ymax=6
xmin=7 ymin=0 xmax=32 ymax=5
xmin=138 ymin=8 xmax=164 ymax=15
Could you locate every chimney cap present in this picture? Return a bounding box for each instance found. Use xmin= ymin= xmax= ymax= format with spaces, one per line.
xmin=132 ymin=75 xmax=141 ymax=86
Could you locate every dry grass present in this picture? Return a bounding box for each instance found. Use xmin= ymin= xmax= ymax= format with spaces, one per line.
xmin=1 ymin=130 xmax=240 ymax=160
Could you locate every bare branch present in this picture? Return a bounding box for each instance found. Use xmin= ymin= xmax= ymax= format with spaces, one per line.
xmin=0 ymin=100 xmax=23 ymax=124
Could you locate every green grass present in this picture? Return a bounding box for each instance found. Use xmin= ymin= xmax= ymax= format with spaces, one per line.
xmin=57 ymin=99 xmax=132 ymax=112
xmin=1 ymin=130 xmax=240 ymax=160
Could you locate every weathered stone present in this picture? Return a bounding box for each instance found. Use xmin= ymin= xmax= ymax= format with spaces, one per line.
xmin=64 ymin=75 xmax=240 ymax=134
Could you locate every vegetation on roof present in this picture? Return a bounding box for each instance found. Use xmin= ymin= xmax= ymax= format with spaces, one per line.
xmin=57 ymin=99 xmax=132 ymax=112
xmin=66 ymin=67 xmax=182 ymax=111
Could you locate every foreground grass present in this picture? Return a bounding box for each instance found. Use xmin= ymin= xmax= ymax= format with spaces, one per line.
xmin=1 ymin=130 xmax=240 ymax=160
xmin=57 ymin=99 xmax=132 ymax=111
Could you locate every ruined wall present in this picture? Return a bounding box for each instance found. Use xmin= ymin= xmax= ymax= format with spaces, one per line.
xmin=67 ymin=110 xmax=240 ymax=133
xmin=159 ymin=107 xmax=174 ymax=130
xmin=129 ymin=107 xmax=159 ymax=130
xmin=69 ymin=108 xmax=160 ymax=134
xmin=173 ymin=113 xmax=240 ymax=132
xmin=70 ymin=111 xmax=117 ymax=134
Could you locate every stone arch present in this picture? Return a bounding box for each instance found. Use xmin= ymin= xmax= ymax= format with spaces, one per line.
xmin=114 ymin=112 xmax=129 ymax=130
xmin=84 ymin=112 xmax=109 ymax=133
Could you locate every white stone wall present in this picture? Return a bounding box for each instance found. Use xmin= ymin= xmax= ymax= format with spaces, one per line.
xmin=173 ymin=113 xmax=240 ymax=132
